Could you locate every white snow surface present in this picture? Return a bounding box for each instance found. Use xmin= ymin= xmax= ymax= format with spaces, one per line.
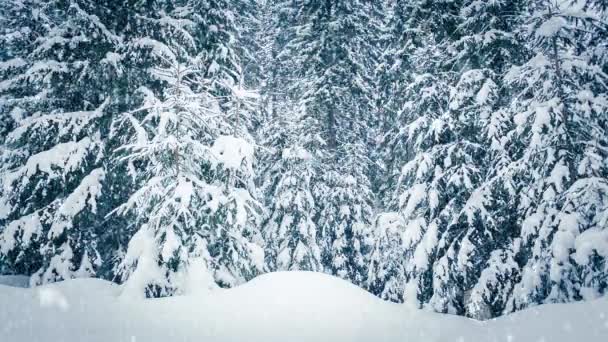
xmin=1 ymin=271 xmax=607 ymax=342
xmin=211 ymin=135 xmax=254 ymax=170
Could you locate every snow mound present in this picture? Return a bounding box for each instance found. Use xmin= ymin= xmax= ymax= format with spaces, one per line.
xmin=1 ymin=271 xmax=607 ymax=342
xmin=232 ymin=271 xmax=378 ymax=303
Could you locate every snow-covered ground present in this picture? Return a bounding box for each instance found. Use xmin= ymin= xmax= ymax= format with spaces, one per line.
xmin=1 ymin=271 xmax=607 ymax=342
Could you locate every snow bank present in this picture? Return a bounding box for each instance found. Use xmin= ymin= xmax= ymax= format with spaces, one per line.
xmin=1 ymin=271 xmax=607 ymax=342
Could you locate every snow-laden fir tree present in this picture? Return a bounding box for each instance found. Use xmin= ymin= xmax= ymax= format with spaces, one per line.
xmin=285 ymin=0 xmax=381 ymax=149
xmin=0 ymin=0 xmax=122 ymax=283
xmin=262 ymin=140 xmax=322 ymax=272
xmin=376 ymin=0 xmax=445 ymax=199
xmin=103 ymin=0 xmax=266 ymax=293
xmin=273 ymin=0 xmax=379 ymax=286
xmin=0 ymin=102 xmax=109 ymax=283
xmin=442 ymin=0 xmax=529 ymax=319
xmin=375 ymin=3 xmax=464 ymax=305
xmin=113 ymin=53 xmax=263 ymax=296
xmin=423 ymin=0 xmax=529 ymax=318
xmin=378 ymin=0 xmax=464 ymax=203
xmin=367 ymin=212 xmax=408 ymax=302
xmin=256 ymin=6 xmax=325 ymax=271
xmin=406 ymin=0 xmax=608 ymax=317
xmin=375 ymin=0 xmax=535 ymax=318
xmin=253 ymin=0 xmax=299 ymax=124
xmin=258 ymin=71 xmax=325 ymax=273
xmin=316 ymin=142 xmax=375 ymax=285
xmin=499 ymin=0 xmax=608 ymax=312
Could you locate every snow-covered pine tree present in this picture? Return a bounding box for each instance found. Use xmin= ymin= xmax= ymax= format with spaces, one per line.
xmin=367 ymin=212 xmax=408 ymax=302
xmin=113 ymin=56 xmax=217 ymax=297
xmin=372 ymin=2 xmax=445 ymax=300
xmin=113 ymin=1 xmax=264 ymax=295
xmin=0 ymin=0 xmax=122 ymax=283
xmin=375 ymin=0 xmax=436 ymax=201
xmin=501 ymin=0 xmax=608 ymax=312
xmin=0 ymin=102 xmax=109 ymax=283
xmin=288 ymin=0 xmax=380 ymax=149
xmin=234 ymin=0 xmax=263 ymax=89
xmin=254 ymin=0 xmax=298 ymax=124
xmin=113 ymin=52 xmax=263 ymax=296
xmin=435 ymin=0 xmax=531 ymax=319
xmin=316 ymin=141 xmax=375 ymax=286
xmin=424 ymin=0 xmax=529 ymax=318
xmin=274 ymin=0 xmax=379 ymax=286
xmin=262 ymin=140 xmax=322 ymax=272
xmin=191 ymin=0 xmax=260 ymax=137
xmin=207 ymin=132 xmax=265 ymax=288
xmin=377 ymin=0 xmax=462 ymax=204
xmin=376 ymin=0 xmax=466 ymax=309
xmin=82 ymin=0 xmax=211 ymax=280
xmin=99 ymin=0 xmax=243 ymax=277
xmin=375 ymin=0 xmax=532 ymax=318
xmin=256 ymin=2 xmax=325 ymax=272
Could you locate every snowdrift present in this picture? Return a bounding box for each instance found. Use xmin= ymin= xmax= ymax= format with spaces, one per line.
xmin=1 ymin=271 xmax=607 ymax=342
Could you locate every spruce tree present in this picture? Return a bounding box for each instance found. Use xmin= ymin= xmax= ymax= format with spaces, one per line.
xmin=367 ymin=212 xmax=408 ymax=302
xmin=114 ymin=54 xmax=264 ymax=296
xmin=502 ymin=0 xmax=608 ymax=312
xmin=0 ymin=0 xmax=121 ymax=283
xmin=262 ymin=141 xmax=322 ymax=272
xmin=427 ymin=0 xmax=528 ymax=318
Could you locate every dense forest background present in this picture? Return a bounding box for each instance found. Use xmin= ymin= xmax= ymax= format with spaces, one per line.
xmin=1 ymin=0 xmax=607 ymax=320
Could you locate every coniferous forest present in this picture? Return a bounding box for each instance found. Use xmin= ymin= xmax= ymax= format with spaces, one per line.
xmin=1 ymin=0 xmax=607 ymax=321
